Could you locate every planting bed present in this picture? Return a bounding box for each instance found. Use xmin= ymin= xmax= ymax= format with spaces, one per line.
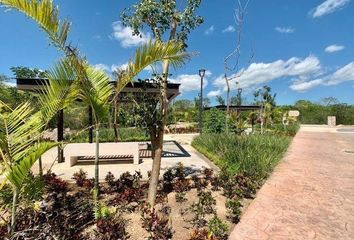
xmin=0 ymin=164 xmax=259 ymax=240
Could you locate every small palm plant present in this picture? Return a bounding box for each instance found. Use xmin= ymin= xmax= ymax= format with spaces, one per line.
xmin=0 ymin=101 xmax=57 ymax=233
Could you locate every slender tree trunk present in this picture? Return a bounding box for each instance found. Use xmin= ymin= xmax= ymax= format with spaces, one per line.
xmin=38 ymin=156 xmax=43 ymax=177
xmin=147 ymin=60 xmax=169 ymax=206
xmin=10 ymin=187 xmax=19 ymax=234
xmin=225 ymin=75 xmax=230 ymax=133
xmin=113 ymin=100 xmax=119 ymax=142
xmin=94 ymin=127 xmax=100 ymax=200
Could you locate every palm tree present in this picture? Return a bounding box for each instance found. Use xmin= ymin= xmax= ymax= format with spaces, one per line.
xmin=0 ymin=101 xmax=58 ymax=233
xmin=1 ymin=0 xmax=190 ymax=208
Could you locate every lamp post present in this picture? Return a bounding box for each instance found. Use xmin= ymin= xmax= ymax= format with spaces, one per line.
xmin=199 ymin=69 xmax=206 ymax=134
xmin=236 ymin=82 xmax=242 ymax=106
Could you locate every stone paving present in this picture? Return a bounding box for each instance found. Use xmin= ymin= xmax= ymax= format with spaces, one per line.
xmin=230 ymin=127 xmax=354 ymax=240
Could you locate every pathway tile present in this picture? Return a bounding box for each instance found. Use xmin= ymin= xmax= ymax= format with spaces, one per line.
xmin=230 ymin=130 xmax=354 ymax=240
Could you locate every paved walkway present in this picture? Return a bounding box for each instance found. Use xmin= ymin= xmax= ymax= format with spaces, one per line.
xmin=34 ymin=134 xmax=217 ymax=181
xmin=230 ymin=127 xmax=354 ymax=240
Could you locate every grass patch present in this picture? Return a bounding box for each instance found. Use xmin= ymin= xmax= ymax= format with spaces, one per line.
xmin=192 ymin=133 xmax=292 ymax=180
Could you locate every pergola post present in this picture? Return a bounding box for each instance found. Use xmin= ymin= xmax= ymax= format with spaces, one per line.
xmin=88 ymin=106 xmax=93 ymax=143
xmin=57 ymin=109 xmax=64 ymax=163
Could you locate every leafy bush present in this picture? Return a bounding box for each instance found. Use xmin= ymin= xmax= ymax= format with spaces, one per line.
xmin=192 ymin=175 xmax=208 ymax=191
xmin=226 ymin=199 xmax=242 ymax=223
xmin=95 ymin=216 xmax=129 ymax=240
xmin=188 ymin=229 xmax=217 ymax=240
xmin=43 ymin=172 xmax=68 ymax=194
xmin=203 ymin=108 xmax=227 ymax=133
xmin=218 ymin=171 xmax=257 ymax=199
xmin=190 ymin=191 xmax=216 ymax=227
xmin=93 ymin=203 xmax=129 ymax=239
xmin=270 ymin=123 xmax=300 ymax=136
xmin=173 ymin=179 xmax=191 ymax=193
xmin=106 ymin=171 xmax=146 ymax=205
xmin=192 ymin=133 xmax=291 ymax=180
xmin=72 ymin=169 xmax=88 ymax=187
xmin=12 ymin=192 xmax=94 ymax=239
xmin=207 ymin=215 xmax=229 ymax=240
xmin=141 ymin=205 xmax=173 ymax=240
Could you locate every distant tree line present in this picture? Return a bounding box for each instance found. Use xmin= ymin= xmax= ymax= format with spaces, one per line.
xmin=280 ymin=98 xmax=354 ymax=125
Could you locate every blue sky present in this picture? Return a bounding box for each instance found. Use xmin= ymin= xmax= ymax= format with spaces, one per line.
xmin=0 ymin=0 xmax=353 ymax=105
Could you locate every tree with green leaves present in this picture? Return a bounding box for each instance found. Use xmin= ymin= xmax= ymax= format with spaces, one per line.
xmin=10 ymin=66 xmax=47 ymax=79
xmin=121 ymin=0 xmax=204 ymax=206
xmin=216 ymin=95 xmax=226 ymax=105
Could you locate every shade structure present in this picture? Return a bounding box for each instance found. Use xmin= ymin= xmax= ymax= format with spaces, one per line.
xmin=16 ymin=77 xmax=180 ymax=162
xmin=204 ymin=104 xmax=261 ymax=111
xmin=16 ymin=78 xmax=180 ymax=101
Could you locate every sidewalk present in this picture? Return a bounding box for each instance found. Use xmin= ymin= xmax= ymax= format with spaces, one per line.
xmin=230 ymin=128 xmax=354 ymax=239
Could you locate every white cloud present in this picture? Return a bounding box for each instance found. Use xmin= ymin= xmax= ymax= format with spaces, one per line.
xmin=289 ymin=61 xmax=354 ymax=91
xmin=222 ymin=25 xmax=236 ymax=33
xmin=311 ymin=0 xmax=350 ymax=18
xmin=204 ymin=25 xmax=215 ymax=35
xmin=275 ymin=26 xmax=295 ymax=34
xmin=169 ymin=71 xmax=211 ymax=92
xmin=212 ymin=55 xmax=321 ymax=92
xmin=290 ymin=79 xmax=324 ymax=92
xmin=207 ymin=90 xmax=222 ymax=98
xmin=111 ymin=63 xmax=129 ymax=72
xmin=325 ymin=44 xmax=345 ymax=53
xmin=111 ymin=21 xmax=151 ymax=48
xmin=326 ymin=62 xmax=354 ymax=85
xmin=93 ymin=64 xmax=110 ymax=72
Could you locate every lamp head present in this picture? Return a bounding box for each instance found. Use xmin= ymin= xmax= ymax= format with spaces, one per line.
xmin=199 ymin=69 xmax=206 ymax=78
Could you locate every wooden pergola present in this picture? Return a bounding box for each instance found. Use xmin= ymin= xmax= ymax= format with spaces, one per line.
xmin=16 ymin=78 xmax=180 ymax=162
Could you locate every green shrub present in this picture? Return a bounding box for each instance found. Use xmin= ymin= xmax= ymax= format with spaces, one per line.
xmin=65 ymin=127 xmax=149 ymax=143
xmin=207 ymin=215 xmax=229 ymax=240
xmin=226 ymin=199 xmax=242 ymax=223
xmin=192 ymin=134 xmax=291 ymax=180
xmin=269 ymin=123 xmax=300 ymax=136
xmin=203 ymin=108 xmax=237 ymax=134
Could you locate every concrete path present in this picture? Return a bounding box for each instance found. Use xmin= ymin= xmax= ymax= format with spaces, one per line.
xmin=230 ymin=127 xmax=354 ymax=240
xmin=35 ymin=134 xmax=217 ymax=181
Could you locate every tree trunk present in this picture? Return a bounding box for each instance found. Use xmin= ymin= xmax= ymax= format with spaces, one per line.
xmin=38 ymin=156 xmax=43 ymax=177
xmin=113 ymin=99 xmax=119 ymax=142
xmin=94 ymin=127 xmax=100 ymax=200
xmin=147 ymin=19 xmax=177 ymax=207
xmin=10 ymin=187 xmax=19 ymax=234
xmin=225 ymin=75 xmax=230 ymax=133
xmin=147 ymin=60 xmax=169 ymax=206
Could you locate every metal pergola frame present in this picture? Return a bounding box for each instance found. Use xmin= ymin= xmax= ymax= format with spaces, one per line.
xmin=204 ymin=105 xmax=261 ymax=111
xmin=16 ymin=77 xmax=180 ymax=162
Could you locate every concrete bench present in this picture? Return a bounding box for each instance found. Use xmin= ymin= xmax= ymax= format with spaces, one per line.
xmin=64 ymin=142 xmax=140 ymax=166
xmin=70 ymin=154 xmax=135 ymax=166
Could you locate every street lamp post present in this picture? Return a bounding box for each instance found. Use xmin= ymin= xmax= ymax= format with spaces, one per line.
xmin=237 ymin=87 xmax=242 ymax=105
xmin=199 ymin=69 xmax=206 ymax=134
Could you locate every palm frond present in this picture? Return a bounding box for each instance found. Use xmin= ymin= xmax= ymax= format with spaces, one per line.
xmin=0 ymin=102 xmax=44 ymax=164
xmin=0 ymin=0 xmax=70 ymax=49
xmin=81 ymin=66 xmax=113 ymax=121
xmin=38 ymin=58 xmax=79 ymax=122
xmin=1 ymin=142 xmax=57 ymax=190
xmin=117 ymin=40 xmax=191 ymax=92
